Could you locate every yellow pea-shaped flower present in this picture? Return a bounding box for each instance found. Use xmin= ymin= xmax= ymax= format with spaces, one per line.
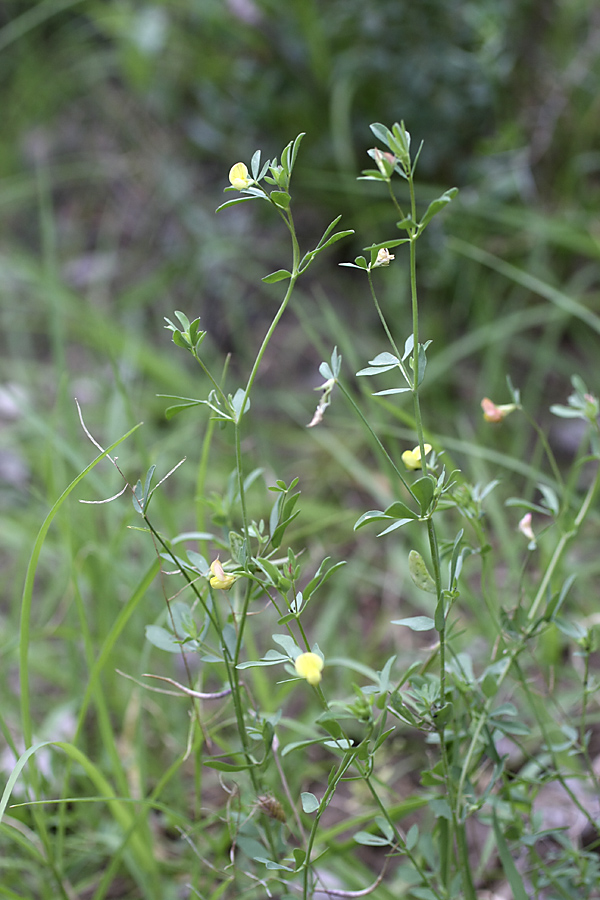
xmin=209 ymin=559 xmax=237 ymax=590
xmin=228 ymin=162 xmax=252 ymax=191
xmin=401 ymin=443 xmax=432 ymax=470
xmin=294 ymin=652 xmax=324 ymax=686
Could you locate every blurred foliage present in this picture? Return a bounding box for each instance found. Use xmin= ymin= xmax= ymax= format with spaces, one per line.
xmin=2 ymin=3 xmax=600 ymax=895
xmin=1 ymin=0 xmax=599 ymax=542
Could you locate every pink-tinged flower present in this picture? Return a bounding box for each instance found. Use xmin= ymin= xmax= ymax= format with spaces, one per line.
xmin=371 ymin=147 xmax=396 ymax=177
xmin=481 ymin=397 xmax=517 ymax=423
xmin=401 ymin=443 xmax=432 ymax=470
xmin=209 ymin=559 xmax=237 ymax=590
xmin=294 ymin=652 xmax=324 ymax=686
xmin=518 ymin=513 xmax=535 ymax=543
xmin=228 ymin=162 xmax=253 ymax=190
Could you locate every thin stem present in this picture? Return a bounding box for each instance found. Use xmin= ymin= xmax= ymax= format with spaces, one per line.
xmin=337 ymin=380 xmax=414 ymax=496
xmin=234 ymin=210 xmax=300 ymax=548
xmin=457 ymin=463 xmax=600 ymax=811
xmin=302 ymin=751 xmax=357 ymax=900
xmin=528 ymin=462 xmax=599 ymax=623
xmin=358 ymin=766 xmax=445 ymax=899
xmin=366 ymin=269 xmax=405 ymax=367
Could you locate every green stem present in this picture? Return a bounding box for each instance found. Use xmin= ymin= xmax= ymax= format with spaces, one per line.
xmin=366 ymin=269 xmax=405 ymax=367
xmin=528 ymin=462 xmax=599 ymax=623
xmin=337 ymin=381 xmax=413 ymax=495
xmin=234 ymin=210 xmax=300 ymax=548
xmin=457 ymin=464 xmax=600 ymax=811
xmin=302 ymin=751 xmax=359 ymax=900
xmin=358 ymin=766 xmax=445 ymax=899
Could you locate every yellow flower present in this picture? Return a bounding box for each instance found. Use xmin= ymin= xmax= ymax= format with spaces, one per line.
xmin=481 ymin=397 xmax=517 ymax=423
xmin=209 ymin=559 xmax=237 ymax=590
xmin=294 ymin=652 xmax=324 ymax=686
xmin=228 ymin=162 xmax=253 ymax=191
xmin=401 ymin=443 xmax=432 ymax=470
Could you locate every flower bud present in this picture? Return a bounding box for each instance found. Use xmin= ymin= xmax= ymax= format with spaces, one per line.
xmin=481 ymin=398 xmax=517 ymax=423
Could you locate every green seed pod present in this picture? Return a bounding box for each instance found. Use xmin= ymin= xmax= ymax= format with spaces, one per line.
xmin=408 ymin=550 xmax=437 ymax=594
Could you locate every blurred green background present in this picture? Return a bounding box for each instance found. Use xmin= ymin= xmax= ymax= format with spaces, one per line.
xmin=2 ymin=2 xmax=600 ymax=892
xmin=2 ymin=0 xmax=599 ymax=521
xmin=3 ymin=0 xmax=600 ymax=709
xmin=2 ymin=1 xmax=600 ymax=643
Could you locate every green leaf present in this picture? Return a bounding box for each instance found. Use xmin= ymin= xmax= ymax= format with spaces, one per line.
xmin=270 ymin=190 xmax=291 ymax=209
xmin=538 ymin=482 xmax=559 ymax=516
xmin=215 ymin=196 xmax=258 ymax=213
xmin=222 ymin=623 xmax=237 ymax=659
xmin=377 ymin=518 xmax=414 ymax=536
xmin=434 ymin=596 xmax=445 ymax=632
xmin=228 ymin=531 xmax=246 ymax=565
xmin=145 ymin=625 xmax=183 ymax=653
xmin=262 ymin=269 xmax=292 ymax=283
xmin=433 ymin=702 xmax=454 ymax=727
xmin=250 ymin=148 xmax=261 ymax=179
xmin=254 ymin=556 xmax=281 ymax=585
xmin=492 ymin=811 xmax=529 ymax=900
xmin=369 ymin=121 xmax=393 ymax=146
xmin=378 ymin=655 xmax=397 ymax=693
xmin=354 ymin=509 xmax=387 ymax=530
xmin=411 ymin=476 xmax=435 ymax=514
xmin=271 ymin=508 xmax=301 ymax=549
xmin=204 ymin=760 xmax=254 ymax=772
xmin=353 ymin=831 xmax=390 ymax=846
xmin=315 ymin=713 xmax=343 ymax=740
xmin=169 ymin=600 xmax=196 ymax=637
xmin=372 ymin=727 xmax=396 ymax=752
xmin=362 ymin=238 xmax=410 ymax=252
xmin=554 ymin=615 xmax=587 ymax=641
xmin=408 ymin=550 xmax=437 ymax=594
xmin=164 ymin=400 xmax=204 ymax=420
xmin=288 ymin=132 xmax=305 ymax=171
xmin=236 ymin=651 xmax=287 ymax=669
xmin=323 ymin=739 xmax=354 ymax=751
xmin=272 ymin=633 xmax=300 ymax=658
xmin=316 ymin=214 xmax=342 ymax=245
xmin=406 ymin=823 xmax=419 ymax=850
xmin=281 ymin=738 xmax=328 ymax=756
xmin=417 ymin=188 xmax=458 ymax=234
xmin=315 ymin=229 xmax=354 ymax=253
xmin=301 ymin=792 xmax=319 ymax=813
xmin=391 ymin=616 xmax=435 ymax=632
xmin=230 ymin=388 xmax=250 ymax=420
xmin=302 ymin=558 xmax=346 ymax=602
xmin=372 ymin=387 xmax=411 ymax=396
xmin=358 ymin=169 xmax=389 ymax=182
xmin=236 ymin=835 xmax=267 ymax=860
xmin=396 ymin=215 xmax=414 ymax=232
xmin=339 ymin=255 xmax=368 ymax=270
xmin=254 ymin=857 xmax=294 ymax=871
xmin=429 ymin=798 xmax=452 ymax=820
xmin=356 ymin=352 xmax=401 ymax=377
xmin=293 ymin=848 xmax=306 ymax=870
xmin=545 ymin=574 xmax=576 ymax=621
xmin=374 ymin=816 xmax=394 ymax=842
